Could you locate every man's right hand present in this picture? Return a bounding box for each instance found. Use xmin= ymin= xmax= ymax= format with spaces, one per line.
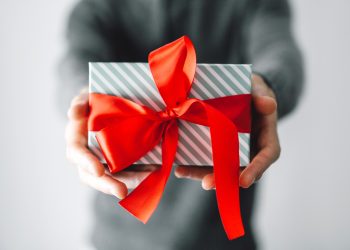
xmin=65 ymin=89 xmax=159 ymax=199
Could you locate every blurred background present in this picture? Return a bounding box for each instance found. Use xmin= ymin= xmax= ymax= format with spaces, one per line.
xmin=0 ymin=0 xmax=349 ymax=249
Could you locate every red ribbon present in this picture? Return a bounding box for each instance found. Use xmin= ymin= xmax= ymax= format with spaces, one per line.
xmin=88 ymin=36 xmax=251 ymax=239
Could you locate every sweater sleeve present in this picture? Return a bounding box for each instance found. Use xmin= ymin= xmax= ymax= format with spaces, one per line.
xmin=245 ymin=0 xmax=304 ymax=118
xmin=56 ymin=0 xmax=117 ymax=116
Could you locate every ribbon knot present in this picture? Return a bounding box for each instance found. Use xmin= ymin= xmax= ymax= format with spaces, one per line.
xmin=159 ymin=107 xmax=178 ymax=120
xmin=88 ymin=36 xmax=251 ymax=240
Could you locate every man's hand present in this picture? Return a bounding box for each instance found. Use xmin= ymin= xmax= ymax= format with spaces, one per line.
xmin=174 ymin=74 xmax=281 ymax=189
xmin=66 ymin=74 xmax=280 ymax=196
xmin=65 ymin=88 xmax=159 ymax=199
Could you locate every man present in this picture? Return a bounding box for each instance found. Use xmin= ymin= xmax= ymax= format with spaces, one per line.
xmin=60 ymin=0 xmax=303 ymax=249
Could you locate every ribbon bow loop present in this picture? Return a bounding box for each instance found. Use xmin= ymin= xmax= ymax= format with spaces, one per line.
xmin=88 ymin=36 xmax=250 ymax=240
xmin=149 ymin=36 xmax=196 ymax=108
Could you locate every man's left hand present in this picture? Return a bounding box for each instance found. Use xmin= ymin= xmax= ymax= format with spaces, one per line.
xmin=174 ymin=74 xmax=281 ymax=189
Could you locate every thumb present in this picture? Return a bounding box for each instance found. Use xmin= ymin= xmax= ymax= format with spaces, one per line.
xmin=253 ymin=95 xmax=277 ymax=115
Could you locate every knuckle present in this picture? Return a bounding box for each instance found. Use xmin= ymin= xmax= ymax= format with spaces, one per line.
xmin=252 ymin=153 xmax=271 ymax=173
xmin=70 ymin=96 xmax=80 ymax=105
xmin=68 ymin=96 xmax=86 ymax=119
xmin=78 ymin=174 xmax=87 ymax=184
xmin=255 ymin=166 xmax=264 ymax=176
xmin=255 ymin=173 xmax=264 ymax=182
xmin=186 ymin=169 xmax=197 ymax=179
xmin=258 ymin=151 xmax=270 ymax=164
xmin=80 ymin=87 xmax=88 ymax=94
xmin=66 ymin=147 xmax=73 ymax=161
xmin=271 ymin=143 xmax=281 ymax=162
xmin=276 ymin=144 xmax=281 ymax=158
xmin=66 ymin=145 xmax=81 ymax=164
xmin=67 ymin=107 xmax=74 ymax=119
xmin=78 ymin=169 xmax=89 ymax=184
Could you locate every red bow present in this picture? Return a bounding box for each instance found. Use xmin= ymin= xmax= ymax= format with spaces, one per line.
xmin=88 ymin=36 xmax=251 ymax=239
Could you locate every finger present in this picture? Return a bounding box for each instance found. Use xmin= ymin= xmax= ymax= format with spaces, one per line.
xmin=112 ymin=171 xmax=153 ymax=189
xmin=67 ymin=94 xmax=89 ymax=120
xmin=253 ymin=95 xmax=277 ymax=115
xmin=78 ymin=167 xmax=128 ymax=199
xmin=66 ymin=142 xmax=105 ymax=176
xmin=240 ymin=144 xmax=280 ymax=188
xmin=65 ymin=119 xmax=87 ymax=146
xmin=174 ymin=165 xmax=213 ymax=180
xmin=201 ymin=167 xmax=246 ymax=190
xmin=202 ymin=173 xmax=215 ymax=190
xmin=79 ymin=87 xmax=89 ymax=95
xmin=65 ymin=99 xmax=104 ymax=177
xmin=125 ymin=164 xmax=160 ymax=172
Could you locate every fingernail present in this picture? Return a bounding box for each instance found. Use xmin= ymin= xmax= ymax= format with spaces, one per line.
xmin=175 ymin=167 xmax=187 ymax=178
xmin=251 ymin=178 xmax=256 ymax=185
xmin=246 ymin=177 xmax=255 ymax=188
xmin=174 ymin=169 xmax=181 ymax=178
xmin=88 ymin=167 xmax=100 ymax=177
xmin=88 ymin=162 xmax=104 ymax=177
xmin=202 ymin=182 xmax=212 ymax=190
xmin=89 ymin=167 xmax=98 ymax=176
xmin=240 ymin=176 xmax=255 ymax=189
xmin=110 ymin=189 xmax=122 ymax=199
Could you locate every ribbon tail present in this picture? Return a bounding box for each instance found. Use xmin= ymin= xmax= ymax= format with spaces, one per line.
xmin=178 ymin=98 xmax=245 ymax=239
xmin=119 ymin=120 xmax=178 ymax=223
xmin=207 ymin=106 xmax=245 ymax=239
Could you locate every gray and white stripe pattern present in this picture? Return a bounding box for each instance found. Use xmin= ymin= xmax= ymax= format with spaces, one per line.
xmin=88 ymin=62 xmax=251 ymax=166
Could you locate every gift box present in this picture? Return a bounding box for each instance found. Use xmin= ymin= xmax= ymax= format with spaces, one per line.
xmin=87 ymin=36 xmax=251 ymax=240
xmin=88 ymin=63 xmax=251 ymax=167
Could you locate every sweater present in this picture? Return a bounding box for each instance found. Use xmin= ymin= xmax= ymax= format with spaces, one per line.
xmin=58 ymin=0 xmax=303 ymax=249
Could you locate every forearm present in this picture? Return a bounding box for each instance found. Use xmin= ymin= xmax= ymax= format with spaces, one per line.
xmin=245 ymin=0 xmax=304 ymax=118
xmin=57 ymin=0 xmax=116 ymax=116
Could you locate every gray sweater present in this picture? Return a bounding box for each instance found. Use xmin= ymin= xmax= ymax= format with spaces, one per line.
xmin=58 ymin=0 xmax=303 ymax=249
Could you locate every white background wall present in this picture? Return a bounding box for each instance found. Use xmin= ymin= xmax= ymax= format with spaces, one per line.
xmin=255 ymin=1 xmax=350 ymax=249
xmin=0 ymin=1 xmax=90 ymax=249
xmin=0 ymin=0 xmax=349 ymax=249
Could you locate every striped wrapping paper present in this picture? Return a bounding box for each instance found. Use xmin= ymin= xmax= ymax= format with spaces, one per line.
xmin=88 ymin=62 xmax=251 ymax=167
